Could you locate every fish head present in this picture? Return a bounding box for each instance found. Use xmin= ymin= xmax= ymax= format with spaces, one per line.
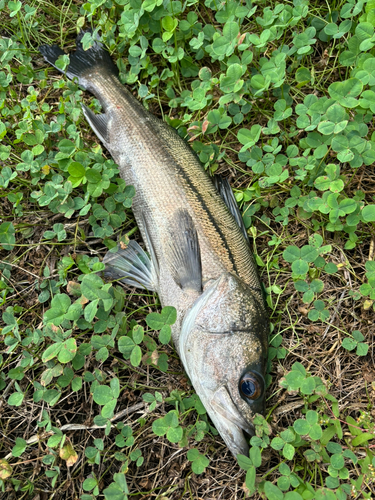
xmin=179 ymin=273 xmax=268 ymax=457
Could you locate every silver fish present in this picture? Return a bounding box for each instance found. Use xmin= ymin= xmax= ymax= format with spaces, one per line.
xmin=39 ymin=33 xmax=269 ymax=457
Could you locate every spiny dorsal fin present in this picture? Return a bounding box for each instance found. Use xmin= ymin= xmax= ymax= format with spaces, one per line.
xmin=213 ymin=175 xmax=248 ymax=241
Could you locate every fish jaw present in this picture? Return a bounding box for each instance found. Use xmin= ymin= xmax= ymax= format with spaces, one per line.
xmin=210 ymin=388 xmax=252 ymax=456
xmin=179 ymin=273 xmax=268 ymax=457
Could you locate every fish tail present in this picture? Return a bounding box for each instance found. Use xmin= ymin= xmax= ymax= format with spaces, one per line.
xmin=39 ymin=31 xmax=118 ymax=89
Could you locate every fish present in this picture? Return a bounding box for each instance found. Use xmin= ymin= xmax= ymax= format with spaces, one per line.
xmin=39 ymin=32 xmax=269 ymax=457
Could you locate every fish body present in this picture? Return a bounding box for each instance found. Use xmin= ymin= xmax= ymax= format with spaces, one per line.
xmin=40 ymin=34 xmax=268 ymax=457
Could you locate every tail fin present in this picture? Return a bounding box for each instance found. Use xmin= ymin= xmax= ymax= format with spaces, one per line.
xmin=39 ymin=31 xmax=118 ymax=89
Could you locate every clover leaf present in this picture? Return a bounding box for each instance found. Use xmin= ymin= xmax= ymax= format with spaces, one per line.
xmin=293 ymin=410 xmax=322 ymax=440
xmin=42 ymin=337 xmax=77 ymax=364
xmin=283 ymin=244 xmax=319 ymax=278
xmin=103 ymin=473 xmax=129 ymax=500
xmin=12 ymin=437 xmax=27 ymax=458
xmin=93 ymin=379 xmax=119 ymax=419
xmin=308 ymin=300 xmax=330 ymax=322
xmin=362 ymin=204 xmax=375 ymax=222
xmin=0 ymin=222 xmax=15 ymax=250
xmin=324 ymin=20 xmax=352 ymax=39
xmin=118 ymin=325 xmax=144 ymax=367
xmin=187 ymin=448 xmax=210 ymax=474
xmin=237 ymin=125 xmax=262 ymax=152
xmin=142 ymin=391 xmax=163 ymax=412
xmin=152 ymin=410 xmax=183 ymax=443
xmin=280 ymin=362 xmax=327 ymax=398
xmin=294 ymin=279 xmax=324 ymax=303
xmin=328 ymin=78 xmax=363 ymax=108
xmin=291 ymin=26 xmax=317 ymax=55
xmin=277 ymin=462 xmax=300 ymax=491
xmin=360 ymin=260 xmax=375 ymax=301
xmin=271 ymin=428 xmax=296 ymax=460
xmin=342 ymin=331 xmax=369 ymax=356
xmin=146 ymin=306 xmax=176 ymax=345
xmin=220 ymin=63 xmax=245 ymax=94
xmin=314 ymin=164 xmax=344 ymax=193
xmin=211 ymin=20 xmax=240 ymax=58
xmin=43 ymin=223 xmax=67 ymax=242
xmin=68 ymin=162 xmax=86 ymax=187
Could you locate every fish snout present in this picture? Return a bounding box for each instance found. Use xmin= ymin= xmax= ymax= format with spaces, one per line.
xmin=208 ymin=385 xmax=255 ymax=457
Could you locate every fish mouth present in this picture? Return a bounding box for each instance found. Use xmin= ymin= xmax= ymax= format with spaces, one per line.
xmin=209 ymin=385 xmax=254 ymax=457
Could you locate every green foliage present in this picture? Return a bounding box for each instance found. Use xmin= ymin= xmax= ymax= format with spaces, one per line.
xmin=146 ymin=306 xmax=176 ymax=344
xmin=238 ymin=366 xmax=374 ymax=500
xmin=142 ymin=391 xmax=163 ymax=411
xmin=152 ymin=410 xmax=183 ymax=443
xmin=0 ymin=223 xmax=15 ymax=250
xmin=117 ymin=306 xmax=175 ymax=370
xmin=186 ymin=448 xmax=209 ymax=474
xmin=360 ymin=261 xmax=375 ymax=308
xmin=103 ymin=473 xmax=129 ymax=500
xmin=307 ymin=299 xmax=330 ymax=322
xmin=118 ymin=325 xmax=144 ymax=367
xmin=342 ymin=330 xmax=369 ymax=356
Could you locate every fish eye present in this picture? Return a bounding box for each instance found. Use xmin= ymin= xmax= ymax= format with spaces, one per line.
xmin=239 ymin=372 xmax=263 ymax=401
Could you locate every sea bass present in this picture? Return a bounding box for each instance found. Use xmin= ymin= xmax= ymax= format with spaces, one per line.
xmin=39 ymin=33 xmax=269 ymax=457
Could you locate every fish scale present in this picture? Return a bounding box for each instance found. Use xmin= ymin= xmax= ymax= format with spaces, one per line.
xmin=39 ymin=33 xmax=269 ymax=457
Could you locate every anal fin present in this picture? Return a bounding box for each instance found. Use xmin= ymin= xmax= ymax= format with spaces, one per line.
xmin=103 ymin=240 xmax=157 ymax=291
xmin=82 ymin=104 xmax=109 ymax=144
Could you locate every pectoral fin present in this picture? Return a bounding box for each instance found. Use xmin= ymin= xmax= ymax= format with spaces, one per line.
xmin=167 ymin=209 xmax=202 ymax=293
xmin=103 ymin=240 xmax=157 ymax=291
xmin=139 ymin=212 xmax=159 ymax=279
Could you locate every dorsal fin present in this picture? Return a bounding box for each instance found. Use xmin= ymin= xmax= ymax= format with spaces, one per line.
xmin=213 ymin=175 xmax=248 ymax=240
